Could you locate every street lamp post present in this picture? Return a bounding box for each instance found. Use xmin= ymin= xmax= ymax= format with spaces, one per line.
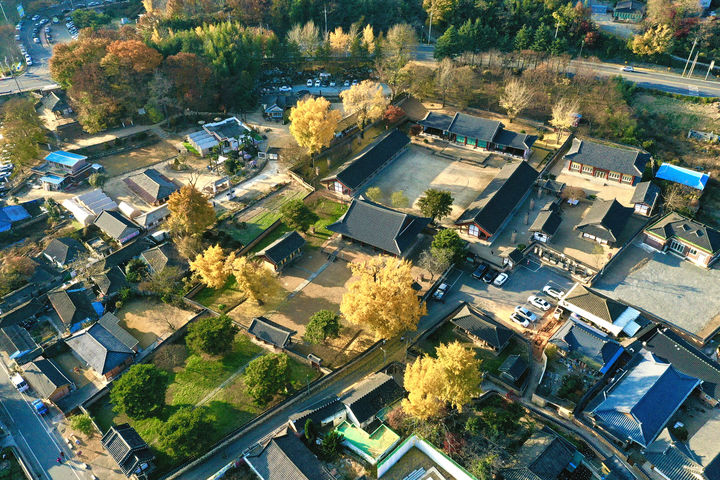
xmin=578 ymin=39 xmax=585 ymax=59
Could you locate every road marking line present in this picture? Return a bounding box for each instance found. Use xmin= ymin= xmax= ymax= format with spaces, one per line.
xmin=16 ymin=430 xmax=50 ymax=480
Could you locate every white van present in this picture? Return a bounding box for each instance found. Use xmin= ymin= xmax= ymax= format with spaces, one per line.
xmin=11 ymin=373 xmax=29 ymax=393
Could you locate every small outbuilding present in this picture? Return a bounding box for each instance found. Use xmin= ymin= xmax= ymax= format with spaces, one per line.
xmin=256 ymin=231 xmax=305 ymax=272
xmin=23 ymin=357 xmax=74 ymax=402
xmin=248 ymin=316 xmax=295 ymax=350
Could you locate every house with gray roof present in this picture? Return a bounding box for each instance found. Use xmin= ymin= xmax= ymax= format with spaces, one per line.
xmin=65 ymin=322 xmax=135 ymax=379
xmin=134 ymin=204 xmax=169 ymax=230
xmin=631 ymin=181 xmax=660 ymax=216
xmin=248 ymin=317 xmax=295 ymax=350
xmin=564 ymin=138 xmax=650 ymax=186
xmin=98 ymin=312 xmax=139 ymax=352
xmin=502 ymin=430 xmax=588 ymax=480
xmin=575 ymin=199 xmax=633 ymax=246
xmin=140 ymin=243 xmax=188 ymax=275
xmin=455 ymin=161 xmax=539 ymax=244
xmin=321 ymin=130 xmax=410 ymax=197
xmin=0 ymin=324 xmax=39 ymax=364
xmin=244 ymin=428 xmax=334 ymax=480
xmin=124 ymin=168 xmax=180 ymax=206
xmin=91 ymin=266 xmax=129 ymax=299
xmin=559 ymin=284 xmax=647 ymax=337
xmin=549 ymin=319 xmax=624 ymax=374
xmin=450 ymin=304 xmax=514 ymax=352
xmin=642 ymin=212 xmax=720 ymax=268
xmin=101 ymin=423 xmax=154 ymax=478
xmin=499 ymin=355 xmax=529 ymax=385
xmin=42 ymin=237 xmax=86 ymax=268
xmin=327 ymin=198 xmax=430 ymax=257
xmin=256 ymin=231 xmax=305 ymax=272
xmin=530 ymin=201 xmax=563 ymax=243
xmin=587 ymin=349 xmax=701 ymax=448
xmin=94 ymin=210 xmax=140 ymax=245
xmin=23 ymin=357 xmax=74 ymax=402
xmin=0 ymin=298 xmax=44 ymax=329
xmin=341 ymin=372 xmax=404 ymax=429
xmin=288 ymin=397 xmax=344 ymax=434
xmin=48 ymin=289 xmax=97 ymax=330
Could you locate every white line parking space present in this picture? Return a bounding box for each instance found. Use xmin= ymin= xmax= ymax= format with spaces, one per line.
xmin=522 ymin=258 xmax=542 ymax=272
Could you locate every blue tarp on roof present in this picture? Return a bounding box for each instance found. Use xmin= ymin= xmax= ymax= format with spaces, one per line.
xmin=92 ymin=302 xmax=104 ymax=317
xmin=0 ymin=221 xmax=10 ymax=232
xmin=44 ymin=151 xmax=87 ymax=167
xmin=656 ymin=164 xmax=709 ymax=191
xmin=39 ymin=175 xmax=66 ymax=185
xmin=2 ymin=205 xmax=30 ymax=222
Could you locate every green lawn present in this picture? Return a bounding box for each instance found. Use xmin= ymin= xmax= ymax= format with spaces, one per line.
xmin=89 ymin=333 xmax=320 ymax=474
xmin=227 ymin=189 xmax=308 ymax=245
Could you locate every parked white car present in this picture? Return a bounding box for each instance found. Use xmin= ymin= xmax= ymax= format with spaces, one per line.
xmin=11 ymin=373 xmax=29 ymax=392
xmin=543 ymin=285 xmax=565 ymax=300
xmin=493 ymin=272 xmax=508 ymax=287
xmin=306 ymin=79 xmax=313 ymax=86
xmin=528 ymin=295 xmax=552 ymax=311
xmin=514 ymin=306 xmax=537 ymax=322
xmin=510 ymin=312 xmax=530 ymax=328
xmin=278 ymin=85 xmax=292 ymax=92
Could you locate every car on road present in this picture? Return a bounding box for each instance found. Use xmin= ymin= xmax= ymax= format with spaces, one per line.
xmin=278 ymin=85 xmax=292 ymax=92
xmin=510 ymin=312 xmax=530 ymax=328
xmin=528 ymin=295 xmax=552 ymax=311
xmin=32 ymin=399 xmax=48 ymax=415
xmin=514 ymin=306 xmax=537 ymax=322
xmin=32 ymin=14 xmax=40 ymax=21
xmin=471 ymin=263 xmax=489 ymax=280
xmin=543 ymin=285 xmax=565 ymax=300
xmin=26 ymin=59 xmax=33 ymax=66
xmin=329 ymin=80 xmax=336 ymax=87
xmin=53 ymin=17 xmax=59 ymax=23
xmin=314 ymin=79 xmax=320 ymax=87
xmin=11 ymin=373 xmax=29 ymax=392
xmin=15 ymin=24 xmax=21 ymax=30
xmin=621 ymin=65 xmax=634 ymax=72
xmin=481 ymin=269 xmax=497 ymax=284
xmin=351 ymin=79 xmax=358 ymax=86
xmin=343 ymin=79 xmax=350 ymax=87
xmin=33 ymin=37 xmax=40 ymax=43
xmin=493 ymin=272 xmax=509 ymax=287
xmin=306 ymin=79 xmax=313 ymax=86
xmin=432 ymin=283 xmax=449 ymax=302
xmin=14 ymin=34 xmax=20 ymax=40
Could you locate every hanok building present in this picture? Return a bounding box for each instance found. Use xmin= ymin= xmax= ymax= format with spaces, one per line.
xmin=123 ymin=168 xmax=180 ymax=206
xmin=42 ymin=237 xmax=86 ymax=268
xmin=327 ymin=198 xmax=430 ymax=257
xmin=23 ymin=357 xmax=74 ymax=402
xmin=256 ymin=231 xmax=305 ymax=272
xmin=134 ymin=204 xmax=170 ymax=231
xmin=502 ymin=430 xmax=591 ymax=480
xmin=575 ymin=199 xmax=633 ymax=247
xmin=587 ymin=349 xmax=701 ymax=449
xmin=101 ymin=424 xmax=155 ymax=478
xmin=38 ymin=91 xmax=80 ymax=138
xmin=94 ymin=210 xmax=141 ymax=245
xmin=529 ymin=201 xmax=563 ymax=243
xmin=418 ymin=112 xmax=538 ymax=159
xmin=499 ymin=355 xmax=529 ymax=385
xmin=65 ymin=321 xmax=136 ymax=379
xmin=244 ymin=428 xmax=334 ymax=480
xmin=549 ymin=319 xmax=625 ymax=374
xmin=140 ymin=243 xmax=188 ymax=275
xmin=260 ymin=94 xmax=297 ymax=120
xmin=630 ymin=181 xmax=661 ymax=217
xmin=564 ymin=138 xmax=650 ymax=186
xmin=341 ymin=372 xmax=405 ymax=430
xmin=455 ymin=161 xmax=540 ymax=243
xmin=321 ymin=130 xmax=410 ymax=197
xmin=559 ymin=284 xmax=646 ymax=337
xmin=642 ymin=212 xmax=720 ymax=268
xmin=248 ymin=316 xmax=295 ymax=351
xmin=450 ymin=304 xmax=514 ymax=353
xmin=35 ymin=151 xmax=93 ymax=191
xmin=91 ymin=266 xmax=129 ymax=300
xmin=0 ymin=324 xmax=39 ymax=365
xmin=48 ymin=288 xmax=98 ymax=332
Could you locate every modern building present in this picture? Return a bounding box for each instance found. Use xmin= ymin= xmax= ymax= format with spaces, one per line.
xmin=450 ymin=304 xmax=514 ymax=353
xmin=564 ymin=138 xmax=650 ymax=186
xmin=418 ymin=112 xmax=538 ymax=158
xmin=0 ymin=204 xmax=31 ymax=233
xmin=22 ymin=357 xmax=74 ymax=402
xmin=94 ymin=210 xmax=141 ymax=245
xmin=61 ymin=189 xmax=118 ymax=226
xmin=65 ymin=322 xmax=135 ymax=379
xmin=559 ymin=284 xmax=646 ymax=337
xmin=124 ymin=168 xmax=180 ymax=206
xmin=631 ymin=181 xmax=661 ymax=216
xmin=247 ymin=316 xmax=295 ymax=350
xmin=327 ymin=198 xmax=430 ymax=257
xmin=203 ymin=117 xmax=252 ymax=151
xmin=549 ymin=319 xmax=624 ymax=373
xmin=655 ymin=164 xmax=709 ymax=192
xmin=575 ymin=199 xmax=633 ymax=246
xmin=256 ymin=231 xmax=305 ymax=272
xmin=455 ymin=160 xmax=540 ymax=243
xmin=35 ymin=151 xmax=93 ymax=191
xmin=377 ymin=434 xmax=481 ymax=479
xmin=101 ymin=424 xmax=155 ymax=478
xmin=42 ymin=237 xmax=86 ymax=268
xmin=244 ymin=428 xmax=334 ymax=480
xmin=320 ymin=130 xmax=410 ymax=197
xmin=642 ymin=212 xmax=720 ymax=268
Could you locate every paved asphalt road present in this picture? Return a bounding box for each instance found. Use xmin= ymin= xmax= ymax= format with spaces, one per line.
xmin=0 ymin=357 xmax=90 ymax=480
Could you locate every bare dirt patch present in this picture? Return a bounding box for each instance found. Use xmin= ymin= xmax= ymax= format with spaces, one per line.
xmin=116 ymin=298 xmax=193 ymax=349
xmin=96 ymin=139 xmax=180 ymax=177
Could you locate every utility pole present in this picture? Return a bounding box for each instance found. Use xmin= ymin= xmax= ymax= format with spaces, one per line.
xmin=0 ymin=2 xmax=8 ymax=23
xmin=683 ymin=37 xmax=698 ymax=77
xmin=578 ymin=39 xmax=585 ymax=59
xmin=688 ymin=51 xmax=700 ymax=78
xmin=427 ymin=8 xmax=433 ymax=45
xmin=323 ymin=5 xmax=327 ymax=38
xmin=554 ymin=22 xmax=560 ymax=39
xmin=705 ymin=60 xmax=715 ymax=81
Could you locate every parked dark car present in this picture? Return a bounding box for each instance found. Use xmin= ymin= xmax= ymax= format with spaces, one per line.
xmin=471 ymin=263 xmax=489 ymax=280
xmin=482 ymin=269 xmax=498 ymax=284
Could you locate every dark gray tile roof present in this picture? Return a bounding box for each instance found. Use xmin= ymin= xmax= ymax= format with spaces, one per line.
xmin=65 ymin=323 xmax=134 ymax=375
xmin=447 ymin=112 xmax=502 ymax=142
xmin=418 ymin=112 xmax=454 ymax=131
xmin=101 ymin=423 xmax=154 ymax=476
xmin=204 ymin=118 xmax=249 ymax=141
xmin=575 ymin=199 xmax=632 ymax=243
xmin=48 ymin=289 xmax=97 ymax=327
xmin=248 ymin=317 xmax=295 ymax=348
xmin=91 ymin=266 xmax=129 ymax=296
xmin=261 ymin=94 xmax=297 ymax=111
xmin=327 ymin=130 xmax=410 ymax=191
xmin=41 ymin=92 xmax=69 ymax=112
xmin=549 ymin=320 xmax=624 ymax=372
xmin=494 ymin=129 xmax=538 ymax=150
xmin=42 ymin=237 xmax=86 ymax=266
xmin=134 ymin=204 xmax=169 ymax=228
xmin=456 ymin=161 xmax=540 ymax=235
xmin=124 ymin=168 xmax=179 ymax=204
xmin=23 ymin=357 xmax=73 ymax=398
xmin=641 ymin=327 xmax=720 ymax=401
xmin=327 ymin=199 xmax=430 ymax=256
xmin=645 ymin=212 xmax=720 ymax=254
xmin=644 ymin=441 xmax=705 ymax=480
xmin=565 ymin=138 xmax=650 ymax=177
xmin=0 ymin=298 xmax=44 ymax=328
xmin=98 ymin=312 xmax=139 ymax=351
xmin=631 ymin=181 xmax=660 ymax=206
xmin=528 ymin=435 xmax=577 ymax=480
xmin=94 ymin=210 xmax=140 ymax=242
xmin=342 ymin=372 xmax=404 ymax=425
xmin=529 ymin=209 xmax=563 ymax=236
xmin=244 ymin=428 xmax=334 ymax=480
xmin=504 ymin=431 xmax=579 ymax=480
xmin=257 ymin=231 xmax=305 ymax=266
xmin=96 ymin=238 xmax=155 ymax=271
xmin=590 ymin=350 xmax=701 ymax=448
xmin=563 ymin=285 xmax=631 ymax=325
xmin=288 ymin=397 xmax=343 ymax=432
xmin=0 ymin=324 xmax=37 ymax=355
xmin=451 ymin=304 xmax=514 ymax=351
xmin=499 ymin=355 xmax=528 ymax=382
xmin=140 ymin=243 xmax=188 ymax=274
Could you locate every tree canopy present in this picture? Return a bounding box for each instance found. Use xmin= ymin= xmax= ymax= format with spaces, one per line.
xmin=225 ymin=254 xmax=277 ymax=305
xmin=0 ymin=98 xmax=45 ymax=170
xmin=110 ymin=364 xmax=167 ymax=419
xmin=418 ymin=189 xmax=454 ymax=221
xmin=167 ymin=185 xmax=216 ymax=237
xmin=186 ymin=314 xmax=238 ymax=355
xmin=190 ymin=244 xmax=229 ymax=289
xmin=304 ymin=310 xmax=341 ymax=344
xmin=161 ymin=406 xmax=216 ymax=458
xmin=279 ymin=200 xmax=318 ymax=232
xmin=244 ymin=353 xmax=290 ymax=404
xmin=289 ymin=96 xmax=342 ymax=156
xmin=340 ymin=80 xmax=388 ymax=129
xmin=431 ymin=229 xmax=464 ymax=263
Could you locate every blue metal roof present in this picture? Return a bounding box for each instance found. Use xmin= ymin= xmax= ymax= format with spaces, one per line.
xmin=2 ymin=205 xmax=30 ymax=222
xmin=39 ymin=175 xmax=66 ymax=185
xmin=655 ymin=164 xmax=709 ymax=191
xmin=0 ymin=221 xmax=10 ymax=232
xmin=45 ymin=151 xmax=88 ymax=167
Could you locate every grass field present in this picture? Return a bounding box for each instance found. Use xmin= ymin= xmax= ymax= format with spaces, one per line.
xmin=227 ymin=188 xmax=308 ymax=245
xmin=90 ymin=332 xmax=319 ymax=473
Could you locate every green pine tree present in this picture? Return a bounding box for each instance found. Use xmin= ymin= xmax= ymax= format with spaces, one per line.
xmin=434 ymin=26 xmax=460 ymax=59
xmin=514 ymin=25 xmax=532 ymax=50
